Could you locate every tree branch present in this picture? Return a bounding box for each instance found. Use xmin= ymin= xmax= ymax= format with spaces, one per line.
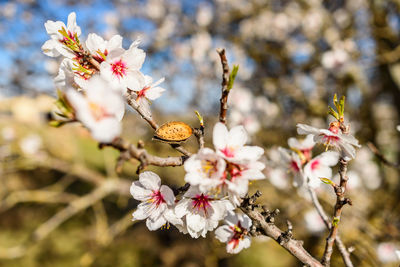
xmin=240 ymin=192 xmax=323 ymax=267
xmin=307 ymin=186 xmax=354 ymax=267
xmin=217 ymin=48 xmax=230 ymax=124
xmin=321 ymin=158 xmax=352 ymax=266
xmin=367 ymin=142 xmax=400 ymax=169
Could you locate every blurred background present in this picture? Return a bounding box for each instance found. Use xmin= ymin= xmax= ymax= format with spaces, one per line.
xmin=0 ymin=0 xmax=400 ymax=266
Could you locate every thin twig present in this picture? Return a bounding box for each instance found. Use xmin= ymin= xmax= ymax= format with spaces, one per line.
xmin=307 ymin=186 xmax=354 ymax=267
xmin=321 ymin=158 xmax=352 ymax=266
xmin=367 ymin=142 xmax=400 ymax=169
xmin=217 ymin=48 xmax=230 ymax=124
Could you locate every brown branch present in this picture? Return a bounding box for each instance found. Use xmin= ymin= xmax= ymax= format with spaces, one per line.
xmin=321 ymin=158 xmax=352 ymax=266
xmin=307 ymin=186 xmax=354 ymax=267
xmin=193 ymin=126 xmax=205 ymax=149
xmin=102 ymin=137 xmax=186 ymax=171
xmin=217 ymin=48 xmax=230 ymax=124
xmin=367 ymin=142 xmax=400 ymax=169
xmin=240 ymin=192 xmax=323 ymax=267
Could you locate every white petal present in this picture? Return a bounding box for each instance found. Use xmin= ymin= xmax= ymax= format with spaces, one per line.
xmin=163 ymin=208 xmax=183 ymax=226
xmin=297 ymin=124 xmax=320 ymax=135
xmin=145 ymin=86 xmax=165 ymax=100
xmin=139 ymin=171 xmax=161 ymax=190
xmin=213 ymin=122 xmax=228 ymax=150
xmin=318 ymin=151 xmax=339 ymax=166
xmin=132 ymin=205 xmax=149 ymax=220
xmin=90 ymin=118 xmax=121 ymax=143
xmin=228 ymin=125 xmax=248 ymax=147
xmin=175 ymin=199 xmax=190 ymax=218
xmin=146 ymin=216 xmax=166 ymax=231
xmin=42 ymin=39 xmax=61 ymax=57
xmin=160 ymin=185 xmax=175 ymax=205
xmin=215 ymin=225 xmax=233 ymax=242
xmin=130 ymin=181 xmax=152 ymax=200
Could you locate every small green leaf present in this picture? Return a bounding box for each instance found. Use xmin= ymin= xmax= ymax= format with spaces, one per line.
xmin=49 ymin=120 xmax=66 ymax=128
xmin=194 ymin=110 xmax=204 ymax=126
xmin=332 ymin=217 xmax=340 ymax=227
xmin=227 ymin=64 xmax=239 ymax=90
xmin=339 ymin=95 xmax=345 ymax=117
xmin=320 ymin=177 xmax=334 ymax=185
xmin=328 ymin=106 xmax=339 ymax=120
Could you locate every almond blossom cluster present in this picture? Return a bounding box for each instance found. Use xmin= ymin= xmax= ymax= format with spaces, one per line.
xmin=130 ymin=122 xmax=264 ymax=253
xmin=42 ymin=12 xmax=165 ymax=142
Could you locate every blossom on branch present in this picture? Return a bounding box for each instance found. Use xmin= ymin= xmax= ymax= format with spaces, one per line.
xmin=42 ymin=12 xmax=81 ymax=58
xmin=100 ymin=40 xmax=145 ymax=93
xmin=85 ymin=33 xmax=123 ymax=63
xmin=66 ymin=75 xmax=124 ymax=143
xmin=215 ymin=211 xmax=252 ymax=254
xmin=288 ymin=134 xmax=315 ymax=162
xmin=297 ymin=123 xmax=360 ymax=160
xmin=175 ymin=186 xmax=234 ymax=238
xmin=130 ymin=171 xmax=182 ymax=231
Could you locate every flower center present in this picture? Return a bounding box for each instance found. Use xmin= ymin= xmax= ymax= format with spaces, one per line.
xmin=228 ymin=221 xmax=247 ymax=249
xmin=290 ymin=160 xmax=300 ymax=172
xmin=111 ymin=59 xmax=127 ymax=78
xmin=224 ymin=162 xmax=243 ymax=181
xmin=150 ymin=190 xmax=165 ymax=207
xmin=136 ymin=86 xmax=150 ymax=101
xmin=220 ymin=147 xmax=235 ymax=158
xmin=201 ymin=160 xmax=218 ymax=177
xmin=191 ymin=194 xmax=213 ymax=214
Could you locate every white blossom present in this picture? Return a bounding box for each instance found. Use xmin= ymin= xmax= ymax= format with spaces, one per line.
xmin=130 ymin=171 xmax=182 ymax=231
xmin=288 ymin=134 xmax=315 ymax=161
xmin=174 ymin=186 xmax=234 ymax=238
xmin=100 ymin=40 xmax=145 ymax=93
xmin=213 ymin=122 xmax=264 ymax=163
xmin=128 ymin=75 xmax=165 ymax=118
xmin=297 ymin=123 xmax=360 ymax=160
xmin=85 ymin=33 xmax=123 ymax=63
xmin=215 ymin=211 xmax=252 ymax=254
xmin=376 ymin=242 xmax=400 ymax=263
xmin=42 ymin=12 xmax=81 ymax=58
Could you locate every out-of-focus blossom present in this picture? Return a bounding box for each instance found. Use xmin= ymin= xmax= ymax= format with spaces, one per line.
xmin=297 ymin=123 xmax=360 ymax=160
xmin=377 ymin=242 xmax=400 ymax=263
xmin=288 ymin=134 xmax=315 ymax=162
xmin=19 ymin=134 xmax=42 ymax=155
xmin=66 ymin=75 xmax=124 ymax=143
xmin=321 ymin=48 xmax=349 ymax=70
xmin=2 ymin=126 xmax=15 ymax=141
xmin=175 ymin=186 xmax=234 ymax=238
xmin=304 ymin=210 xmax=325 ymax=234
xmin=42 ymin=12 xmax=81 ymax=58
xmin=215 ymin=212 xmax=252 ymax=254
xmin=130 ymin=171 xmax=182 ymax=231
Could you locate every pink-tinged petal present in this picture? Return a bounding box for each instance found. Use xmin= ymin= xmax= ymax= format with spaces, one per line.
xmin=139 ymin=171 xmax=161 ymax=190
xmin=227 ymin=125 xmax=247 ymax=148
xmin=146 ymin=216 xmax=166 ymax=231
xmin=145 ymin=86 xmax=165 ymax=100
xmin=213 ymin=122 xmax=229 ymax=150
xmin=297 ymin=123 xmax=320 ymax=135
xmin=126 ymin=70 xmax=145 ymax=91
xmin=175 ymin=199 xmax=190 ymax=218
xmin=160 ymin=185 xmax=175 ymax=206
xmin=318 ymin=151 xmax=339 ymax=166
xmin=130 ymin=181 xmax=152 ymax=201
xmin=215 ymin=225 xmax=233 ymax=242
